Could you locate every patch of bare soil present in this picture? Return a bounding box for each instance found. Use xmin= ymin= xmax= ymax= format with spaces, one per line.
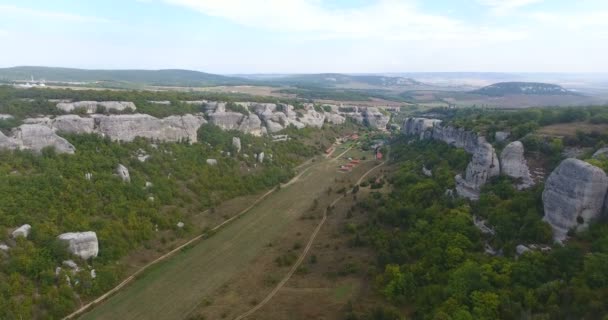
xmin=538 ymin=122 xmax=608 ymax=137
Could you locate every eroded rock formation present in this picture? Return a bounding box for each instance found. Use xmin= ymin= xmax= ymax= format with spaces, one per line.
xmin=500 ymin=141 xmax=534 ymax=189
xmin=56 ymin=101 xmax=136 ymax=113
xmin=12 ymin=224 xmax=31 ymax=238
xmin=542 ymin=158 xmax=608 ymax=241
xmin=0 ymin=124 xmax=76 ymax=154
xmin=58 ymin=231 xmax=99 ymax=260
xmin=116 ymin=164 xmax=130 ymax=182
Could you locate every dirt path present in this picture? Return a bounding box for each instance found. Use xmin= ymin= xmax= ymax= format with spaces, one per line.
xmin=75 ymin=153 xmax=352 ymax=320
xmin=64 ymin=162 xmax=316 ymax=320
xmin=233 ymin=160 xmax=386 ymax=320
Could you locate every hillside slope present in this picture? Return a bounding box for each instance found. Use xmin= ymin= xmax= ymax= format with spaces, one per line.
xmin=0 ymin=66 xmax=251 ymax=87
xmin=471 ymin=81 xmax=575 ymax=96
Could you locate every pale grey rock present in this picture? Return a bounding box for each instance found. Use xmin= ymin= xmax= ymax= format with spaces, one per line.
xmin=422 ymin=166 xmax=432 ymax=177
xmin=593 ymin=147 xmax=608 ymax=159
xmin=516 ymin=244 xmax=531 ymax=255
xmin=0 ymin=130 xmax=18 ymax=150
xmin=90 ymin=269 xmax=97 ymax=278
xmin=208 ymin=112 xmax=244 ymax=131
xmin=363 ymin=107 xmax=390 ymax=130
xmin=94 ymin=114 xmax=206 ymax=143
xmin=258 ymin=152 xmax=265 ymax=163
xmin=232 ymin=137 xmax=241 ymax=153
xmin=62 ymin=260 xmax=79 ymax=270
xmin=0 ymin=243 xmax=9 ymax=251
xmin=495 ymin=131 xmax=511 ymax=142
xmin=401 ymin=117 xmax=442 ymax=140
xmin=57 ymin=101 xmax=136 ymax=113
xmin=500 ymin=141 xmax=534 ymax=190
xmin=298 ymin=109 xmax=325 ymax=128
xmin=0 ymin=114 xmax=14 ymax=120
xmin=542 ymin=158 xmax=608 ymax=241
xmin=177 ymin=222 xmax=185 ymax=228
xmin=456 ymin=141 xmax=500 ymax=200
xmin=238 ymin=114 xmax=264 ymax=136
xmin=10 ymin=124 xmax=75 ymax=154
xmin=116 ymin=164 xmax=130 ymax=182
xmin=324 ymin=112 xmax=346 ymax=125
xmin=473 ymin=216 xmax=495 ymax=235
xmin=206 ymin=159 xmax=218 ymax=166
xmin=85 ymin=173 xmax=92 ymax=181
xmin=51 ymin=115 xmax=95 ymax=134
xmin=12 ymin=224 xmax=31 ymax=238
xmin=58 ymin=231 xmax=99 ymax=260
xmin=265 ymin=119 xmax=285 ymax=133
xmin=148 ymin=100 xmax=171 ymax=105
xmin=136 ymin=149 xmax=150 ymax=162
xmin=145 ymin=181 xmax=153 ymax=188
xmin=181 ymin=100 xmax=207 ymax=105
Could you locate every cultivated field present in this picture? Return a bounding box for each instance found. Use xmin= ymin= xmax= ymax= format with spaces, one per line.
xmin=79 ymin=150 xmax=375 ymax=320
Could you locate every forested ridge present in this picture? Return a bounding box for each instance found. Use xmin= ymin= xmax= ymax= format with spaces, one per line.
xmin=347 ymin=135 xmax=608 ymax=319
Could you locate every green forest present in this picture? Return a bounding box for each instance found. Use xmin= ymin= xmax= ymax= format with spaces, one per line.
xmin=347 ymin=137 xmax=608 ymax=320
xmin=0 ymin=120 xmax=327 ymax=319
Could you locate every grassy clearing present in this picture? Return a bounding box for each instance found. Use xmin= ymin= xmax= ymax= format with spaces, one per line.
xmin=79 ymin=157 xmax=346 ymax=320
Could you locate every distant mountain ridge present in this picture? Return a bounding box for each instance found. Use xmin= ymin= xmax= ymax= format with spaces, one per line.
xmin=472 ymin=82 xmax=575 ymax=96
xmin=0 ymin=66 xmax=250 ymax=87
xmin=262 ymin=73 xmax=425 ymax=88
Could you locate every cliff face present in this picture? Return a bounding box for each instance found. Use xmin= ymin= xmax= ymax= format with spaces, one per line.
xmin=500 ymin=141 xmax=534 ymax=190
xmin=56 ymin=101 xmax=136 ymax=113
xmin=542 ymin=158 xmax=608 ymax=241
xmin=0 ymin=124 xmax=75 ymax=154
xmin=402 ymin=117 xmax=500 ymax=200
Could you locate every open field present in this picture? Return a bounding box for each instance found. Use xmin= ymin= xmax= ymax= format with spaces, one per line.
xmin=79 ymin=149 xmax=377 ymax=320
xmin=538 ymin=122 xmax=608 ymax=137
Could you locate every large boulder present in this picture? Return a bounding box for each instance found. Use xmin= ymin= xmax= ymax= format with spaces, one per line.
xmin=12 ymin=224 xmax=31 ymax=238
xmin=58 ymin=231 xmax=99 ymax=260
xmin=232 ymin=137 xmax=241 ymax=153
xmin=401 ymin=117 xmax=442 ymax=139
xmin=116 ymin=164 xmax=130 ymax=182
xmin=238 ymin=114 xmax=264 ymax=136
xmin=51 ymin=115 xmax=95 ymax=134
xmin=299 ymin=109 xmax=326 ymax=128
xmin=56 ymin=101 xmax=136 ymax=113
xmin=363 ymin=107 xmax=390 ymax=130
xmin=542 ymin=158 xmax=608 ymax=241
xmin=500 ymin=141 xmax=534 ymax=189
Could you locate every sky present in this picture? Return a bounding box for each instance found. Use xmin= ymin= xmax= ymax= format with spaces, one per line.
xmin=0 ymin=0 xmax=607 ymax=74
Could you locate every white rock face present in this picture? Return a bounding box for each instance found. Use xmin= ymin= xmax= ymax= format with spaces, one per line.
xmin=298 ymin=109 xmax=326 ymax=128
xmin=209 ymin=112 xmax=245 ymax=131
xmin=258 ymin=152 xmax=265 ymax=163
xmin=57 ymin=101 xmax=136 ymax=113
xmin=116 ymin=164 xmax=130 ymax=182
xmin=94 ymin=114 xmax=206 ymax=143
xmin=403 ymin=117 xmax=500 ymax=200
xmin=363 ymin=107 xmax=390 ymax=130
xmin=324 ymin=112 xmax=346 ymax=125
xmin=58 ymin=231 xmax=99 ymax=260
xmin=12 ymin=224 xmax=31 ymax=238
xmin=500 ymin=141 xmax=534 ymax=190
xmin=232 ymin=137 xmax=241 ymax=153
xmin=0 ymin=243 xmax=9 ymax=251
xmin=238 ymin=114 xmax=264 ymax=136
xmin=422 ymin=166 xmax=432 ymax=177
xmin=542 ymin=158 xmax=608 ymax=241
xmin=52 ymin=115 xmax=96 ymax=134
xmin=177 ymin=222 xmax=185 ymax=228
xmin=9 ymin=124 xmax=75 ymax=154
xmin=0 ymin=114 xmax=14 ymax=120
xmin=206 ymin=159 xmax=218 ymax=166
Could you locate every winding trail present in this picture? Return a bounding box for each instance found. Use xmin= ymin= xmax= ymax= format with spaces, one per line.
xmin=233 ymin=159 xmax=386 ymax=320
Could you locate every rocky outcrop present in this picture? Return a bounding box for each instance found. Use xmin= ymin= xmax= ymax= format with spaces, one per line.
xmin=363 ymin=107 xmax=390 ymax=130
xmin=593 ymin=147 xmax=608 ymax=159
xmin=238 ymin=114 xmax=265 ymax=136
xmin=298 ymin=109 xmax=326 ymax=128
xmin=232 ymin=137 xmax=241 ymax=153
xmin=402 ymin=117 xmax=500 ymax=200
xmin=12 ymin=224 xmax=31 ymax=238
xmin=258 ymin=152 xmax=265 ymax=163
xmin=0 ymin=114 xmax=14 ymax=120
xmin=324 ymin=112 xmax=346 ymax=125
xmin=116 ymin=164 xmax=130 ymax=182
xmin=58 ymin=231 xmax=99 ymax=260
xmin=206 ymin=159 xmax=218 ymax=166
xmin=57 ymin=101 xmax=136 ymax=113
xmin=94 ymin=114 xmax=205 ymax=143
xmin=4 ymin=124 xmax=76 ymax=154
xmin=542 ymin=158 xmax=608 ymax=241
xmin=208 ymin=112 xmax=245 ymax=131
xmin=500 ymin=141 xmax=534 ymax=189
xmin=456 ymin=141 xmax=500 ymax=200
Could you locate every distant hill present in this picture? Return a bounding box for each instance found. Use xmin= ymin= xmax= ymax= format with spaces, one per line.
xmin=0 ymin=66 xmax=251 ymax=87
xmin=263 ymin=73 xmax=425 ymax=88
xmin=472 ymin=82 xmax=575 ymax=96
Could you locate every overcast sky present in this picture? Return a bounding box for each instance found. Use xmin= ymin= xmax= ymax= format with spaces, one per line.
xmin=0 ymin=0 xmax=607 ymax=73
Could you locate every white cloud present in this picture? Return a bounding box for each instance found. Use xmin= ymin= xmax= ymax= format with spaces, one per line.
xmin=164 ymin=0 xmax=524 ymax=42
xmin=477 ymin=0 xmax=544 ymax=13
xmin=0 ymin=4 xmax=114 ymax=23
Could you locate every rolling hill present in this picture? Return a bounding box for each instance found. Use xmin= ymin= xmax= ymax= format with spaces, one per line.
xmin=0 ymin=66 xmax=251 ymax=87
xmin=471 ymin=81 xmax=575 ymax=96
